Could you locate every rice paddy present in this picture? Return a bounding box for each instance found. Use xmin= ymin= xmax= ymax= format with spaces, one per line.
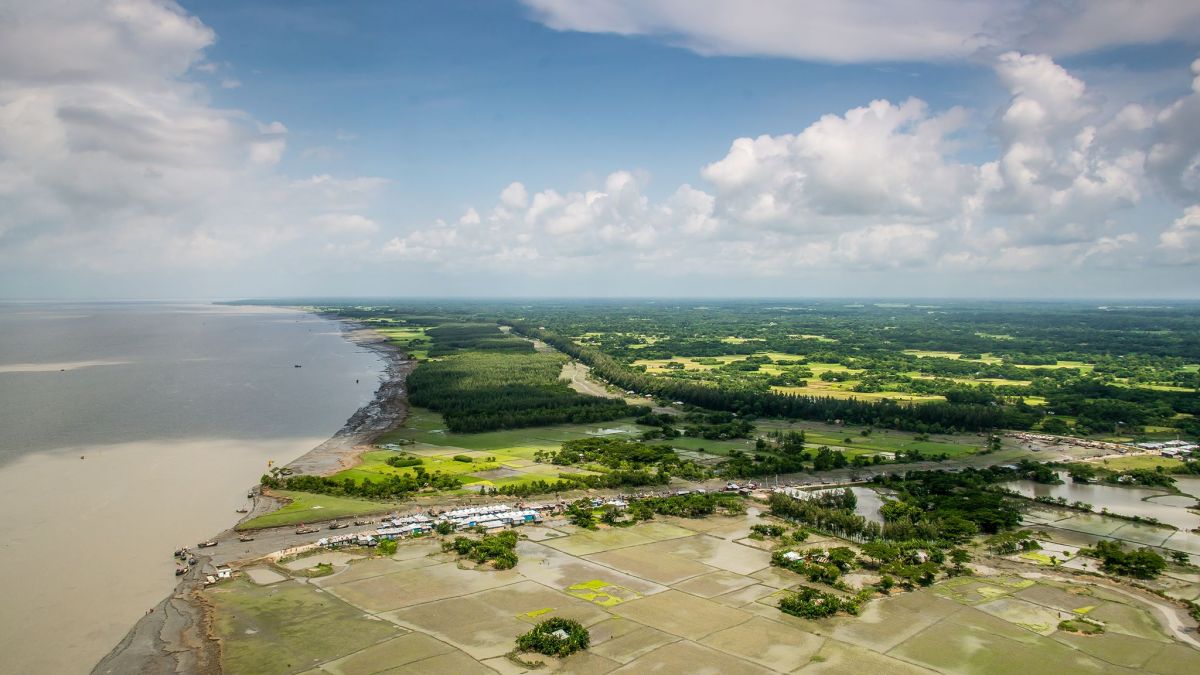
xmin=206 ymin=512 xmax=1200 ymax=674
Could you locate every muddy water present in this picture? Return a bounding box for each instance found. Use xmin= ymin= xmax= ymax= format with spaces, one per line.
xmin=1007 ymin=472 xmax=1200 ymax=531
xmin=851 ymin=487 xmax=886 ymax=524
xmin=0 ymin=303 xmax=383 ymax=674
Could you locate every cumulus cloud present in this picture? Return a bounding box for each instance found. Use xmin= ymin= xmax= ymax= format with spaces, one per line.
xmin=1159 ymin=205 xmax=1200 ymax=263
xmin=521 ymin=0 xmax=1200 ymax=63
xmin=381 ymin=52 xmax=1200 ymax=280
xmin=0 ymin=0 xmax=387 ymax=286
xmin=702 ymin=98 xmax=974 ymax=226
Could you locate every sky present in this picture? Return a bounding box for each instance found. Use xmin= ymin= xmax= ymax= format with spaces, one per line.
xmin=1 ymin=1 xmax=1200 ymax=299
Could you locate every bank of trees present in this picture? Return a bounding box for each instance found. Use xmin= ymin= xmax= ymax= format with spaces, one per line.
xmin=408 ymin=351 xmax=634 ymax=432
xmin=260 ymin=470 xmax=462 ymax=500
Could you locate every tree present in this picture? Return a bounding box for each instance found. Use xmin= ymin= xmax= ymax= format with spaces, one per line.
xmin=377 ymin=539 xmax=398 ymax=556
xmin=516 ymin=618 xmax=590 ymax=657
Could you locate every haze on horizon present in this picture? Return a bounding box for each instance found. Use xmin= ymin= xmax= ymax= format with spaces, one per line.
xmin=2 ymin=1 xmax=1200 ymax=301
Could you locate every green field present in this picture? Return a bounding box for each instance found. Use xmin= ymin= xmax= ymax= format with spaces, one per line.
xmin=374 ymin=326 xmax=431 ymax=359
xmin=208 ymin=578 xmax=403 ymax=674
xmin=1092 ymin=455 xmax=1186 ymax=472
xmin=239 ymin=490 xmax=397 ymax=530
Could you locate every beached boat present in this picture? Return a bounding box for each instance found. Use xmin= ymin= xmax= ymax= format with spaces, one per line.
xmin=237 ymin=534 xmax=255 ymax=542
xmin=197 ymin=540 xmax=217 ymax=548
xmin=296 ymin=525 xmax=320 ymax=535
xmin=175 ymin=566 xmax=188 ymax=576
xmin=328 ymin=522 xmax=349 ymax=530
xmin=235 ymin=507 xmax=249 ymax=513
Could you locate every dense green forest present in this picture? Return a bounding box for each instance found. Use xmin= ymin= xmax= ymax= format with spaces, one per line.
xmin=405 ymin=322 xmax=633 ymax=432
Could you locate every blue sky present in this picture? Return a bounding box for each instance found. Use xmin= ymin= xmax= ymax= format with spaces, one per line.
xmin=2 ymin=1 xmax=1200 ymax=298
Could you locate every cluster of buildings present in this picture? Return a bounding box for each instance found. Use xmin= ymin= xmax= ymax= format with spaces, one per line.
xmin=315 ymin=503 xmax=558 ymax=549
xmin=1007 ymin=432 xmax=1129 ymax=452
xmin=1135 ymin=440 xmax=1199 ymax=457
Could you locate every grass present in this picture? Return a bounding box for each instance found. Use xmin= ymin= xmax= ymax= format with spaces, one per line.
xmin=1013 ymin=360 xmax=1095 ymax=372
xmin=379 ymin=408 xmax=647 ymax=454
xmin=754 ymin=422 xmax=983 ymax=458
xmin=770 ymin=383 xmax=945 ymax=403
xmin=1094 ymin=455 xmax=1185 ymax=472
xmin=375 ymin=326 xmax=431 ymax=360
xmin=207 ymin=578 xmax=401 ymax=674
xmin=238 ymin=490 xmax=397 ymax=530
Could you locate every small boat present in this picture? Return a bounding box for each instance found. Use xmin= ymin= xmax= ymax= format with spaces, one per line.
xmin=238 ymin=534 xmax=255 ymax=542
xmin=246 ymin=492 xmax=254 ymax=499
xmin=235 ymin=508 xmax=249 ymax=513
xmin=197 ymin=541 xmax=218 ymax=548
xmin=175 ymin=566 xmax=188 ymax=576
xmin=328 ymin=522 xmax=349 ymax=530
xmin=296 ymin=526 xmax=320 ymax=535
xmin=294 ymin=364 xmax=302 ymax=368
xmin=353 ymin=519 xmax=373 ymax=526
xmin=189 ymin=557 xmax=198 ymax=565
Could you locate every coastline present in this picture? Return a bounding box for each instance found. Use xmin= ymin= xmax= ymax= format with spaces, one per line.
xmin=92 ymin=313 xmax=412 ymax=675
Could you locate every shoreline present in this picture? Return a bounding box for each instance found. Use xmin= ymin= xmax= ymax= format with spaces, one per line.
xmin=92 ymin=312 xmax=412 ymax=675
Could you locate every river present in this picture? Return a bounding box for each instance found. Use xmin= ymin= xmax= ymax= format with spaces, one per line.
xmin=0 ymin=302 xmax=384 ymax=674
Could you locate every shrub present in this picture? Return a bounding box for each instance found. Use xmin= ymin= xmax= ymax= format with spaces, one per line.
xmin=385 ymin=455 xmax=422 ymax=468
xmin=376 ymin=539 xmax=398 ymax=556
xmin=516 ymin=618 xmax=590 ymax=657
xmin=453 ymin=455 xmax=474 ymax=463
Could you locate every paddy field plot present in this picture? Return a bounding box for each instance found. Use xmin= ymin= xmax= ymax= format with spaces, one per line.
xmin=206 ymin=515 xmax=1200 ymax=675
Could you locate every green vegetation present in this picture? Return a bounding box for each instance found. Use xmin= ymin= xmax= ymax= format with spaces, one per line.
xmin=1079 ymin=540 xmax=1168 ymax=579
xmin=515 ymin=617 xmax=590 ymax=657
xmin=238 ymin=490 xmax=393 ymax=530
xmin=1058 ymin=619 xmax=1105 ymax=635
xmin=778 ymin=586 xmax=872 ymax=619
xmin=376 ymin=539 xmax=398 ymax=556
xmin=443 ymin=530 xmax=519 ymax=569
xmin=409 ymin=351 xmax=633 ymax=433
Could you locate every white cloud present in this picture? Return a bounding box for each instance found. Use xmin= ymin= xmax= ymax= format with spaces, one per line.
xmin=0 ymin=0 xmax=387 ymax=285
xmin=703 ymin=98 xmax=975 ymax=226
xmin=377 ymin=52 xmax=1200 ymax=281
xmin=521 ymin=0 xmax=1200 ymax=63
xmin=1158 ymin=205 xmax=1200 ymax=263
xmin=312 ymin=213 xmax=379 ymax=236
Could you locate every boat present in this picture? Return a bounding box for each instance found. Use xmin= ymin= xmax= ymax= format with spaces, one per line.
xmin=296 ymin=525 xmax=320 ymax=535
xmin=197 ymin=540 xmax=217 ymax=548
xmin=294 ymin=364 xmax=302 ymax=368
xmin=353 ymin=519 xmax=373 ymax=526
xmin=328 ymin=522 xmax=349 ymax=530
xmin=235 ymin=507 xmax=249 ymax=513
xmin=175 ymin=566 xmax=188 ymax=576
xmin=238 ymin=534 xmax=255 ymax=542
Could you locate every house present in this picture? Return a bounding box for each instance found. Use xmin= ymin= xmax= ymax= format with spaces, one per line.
xmin=782 ymin=551 xmax=802 ymax=563
xmin=215 ymin=565 xmax=233 ymax=579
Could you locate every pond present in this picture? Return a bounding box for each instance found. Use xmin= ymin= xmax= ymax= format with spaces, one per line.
xmin=1007 ymin=471 xmax=1200 ymax=531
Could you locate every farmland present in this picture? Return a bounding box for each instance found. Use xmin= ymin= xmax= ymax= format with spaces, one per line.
xmin=207 ymin=508 xmax=1200 ymax=674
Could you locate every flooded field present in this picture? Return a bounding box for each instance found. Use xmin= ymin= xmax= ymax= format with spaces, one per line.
xmin=1008 ymin=473 xmax=1200 ymax=530
xmin=203 ymin=511 xmax=1200 ymax=674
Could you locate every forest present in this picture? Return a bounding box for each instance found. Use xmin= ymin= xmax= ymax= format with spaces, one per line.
xmin=405 ymin=323 xmax=634 ymax=432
